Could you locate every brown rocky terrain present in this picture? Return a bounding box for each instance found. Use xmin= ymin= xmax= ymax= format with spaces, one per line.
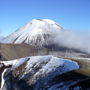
xmin=0 ymin=43 xmax=90 ymax=61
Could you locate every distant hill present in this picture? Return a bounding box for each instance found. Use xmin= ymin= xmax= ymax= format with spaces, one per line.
xmin=0 ymin=43 xmax=89 ymax=61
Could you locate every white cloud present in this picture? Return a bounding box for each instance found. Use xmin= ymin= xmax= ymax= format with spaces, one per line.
xmin=54 ymin=30 xmax=90 ymax=53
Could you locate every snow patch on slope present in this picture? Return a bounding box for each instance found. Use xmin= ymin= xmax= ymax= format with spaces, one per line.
xmin=25 ymin=55 xmax=79 ymax=75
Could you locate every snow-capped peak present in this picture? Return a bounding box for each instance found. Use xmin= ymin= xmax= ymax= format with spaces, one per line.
xmin=2 ymin=19 xmax=63 ymax=47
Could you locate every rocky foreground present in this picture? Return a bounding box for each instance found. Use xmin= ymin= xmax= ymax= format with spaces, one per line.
xmin=0 ymin=55 xmax=90 ymax=90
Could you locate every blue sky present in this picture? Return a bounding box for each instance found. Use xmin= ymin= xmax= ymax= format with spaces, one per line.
xmin=0 ymin=0 xmax=90 ymax=36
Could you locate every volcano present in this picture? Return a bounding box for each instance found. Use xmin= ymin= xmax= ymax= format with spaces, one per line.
xmin=2 ymin=19 xmax=63 ymax=47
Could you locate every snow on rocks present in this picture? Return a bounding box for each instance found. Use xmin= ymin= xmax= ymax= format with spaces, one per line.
xmin=0 ymin=57 xmax=29 ymax=70
xmin=21 ymin=55 xmax=79 ymax=85
xmin=0 ymin=55 xmax=79 ymax=75
xmin=24 ymin=55 xmax=79 ymax=77
xmin=0 ymin=55 xmax=79 ymax=89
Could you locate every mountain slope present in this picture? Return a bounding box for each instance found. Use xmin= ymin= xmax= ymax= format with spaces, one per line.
xmin=2 ymin=19 xmax=63 ymax=47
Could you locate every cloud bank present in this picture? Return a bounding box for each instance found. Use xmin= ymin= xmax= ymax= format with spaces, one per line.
xmin=54 ymin=30 xmax=90 ymax=53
